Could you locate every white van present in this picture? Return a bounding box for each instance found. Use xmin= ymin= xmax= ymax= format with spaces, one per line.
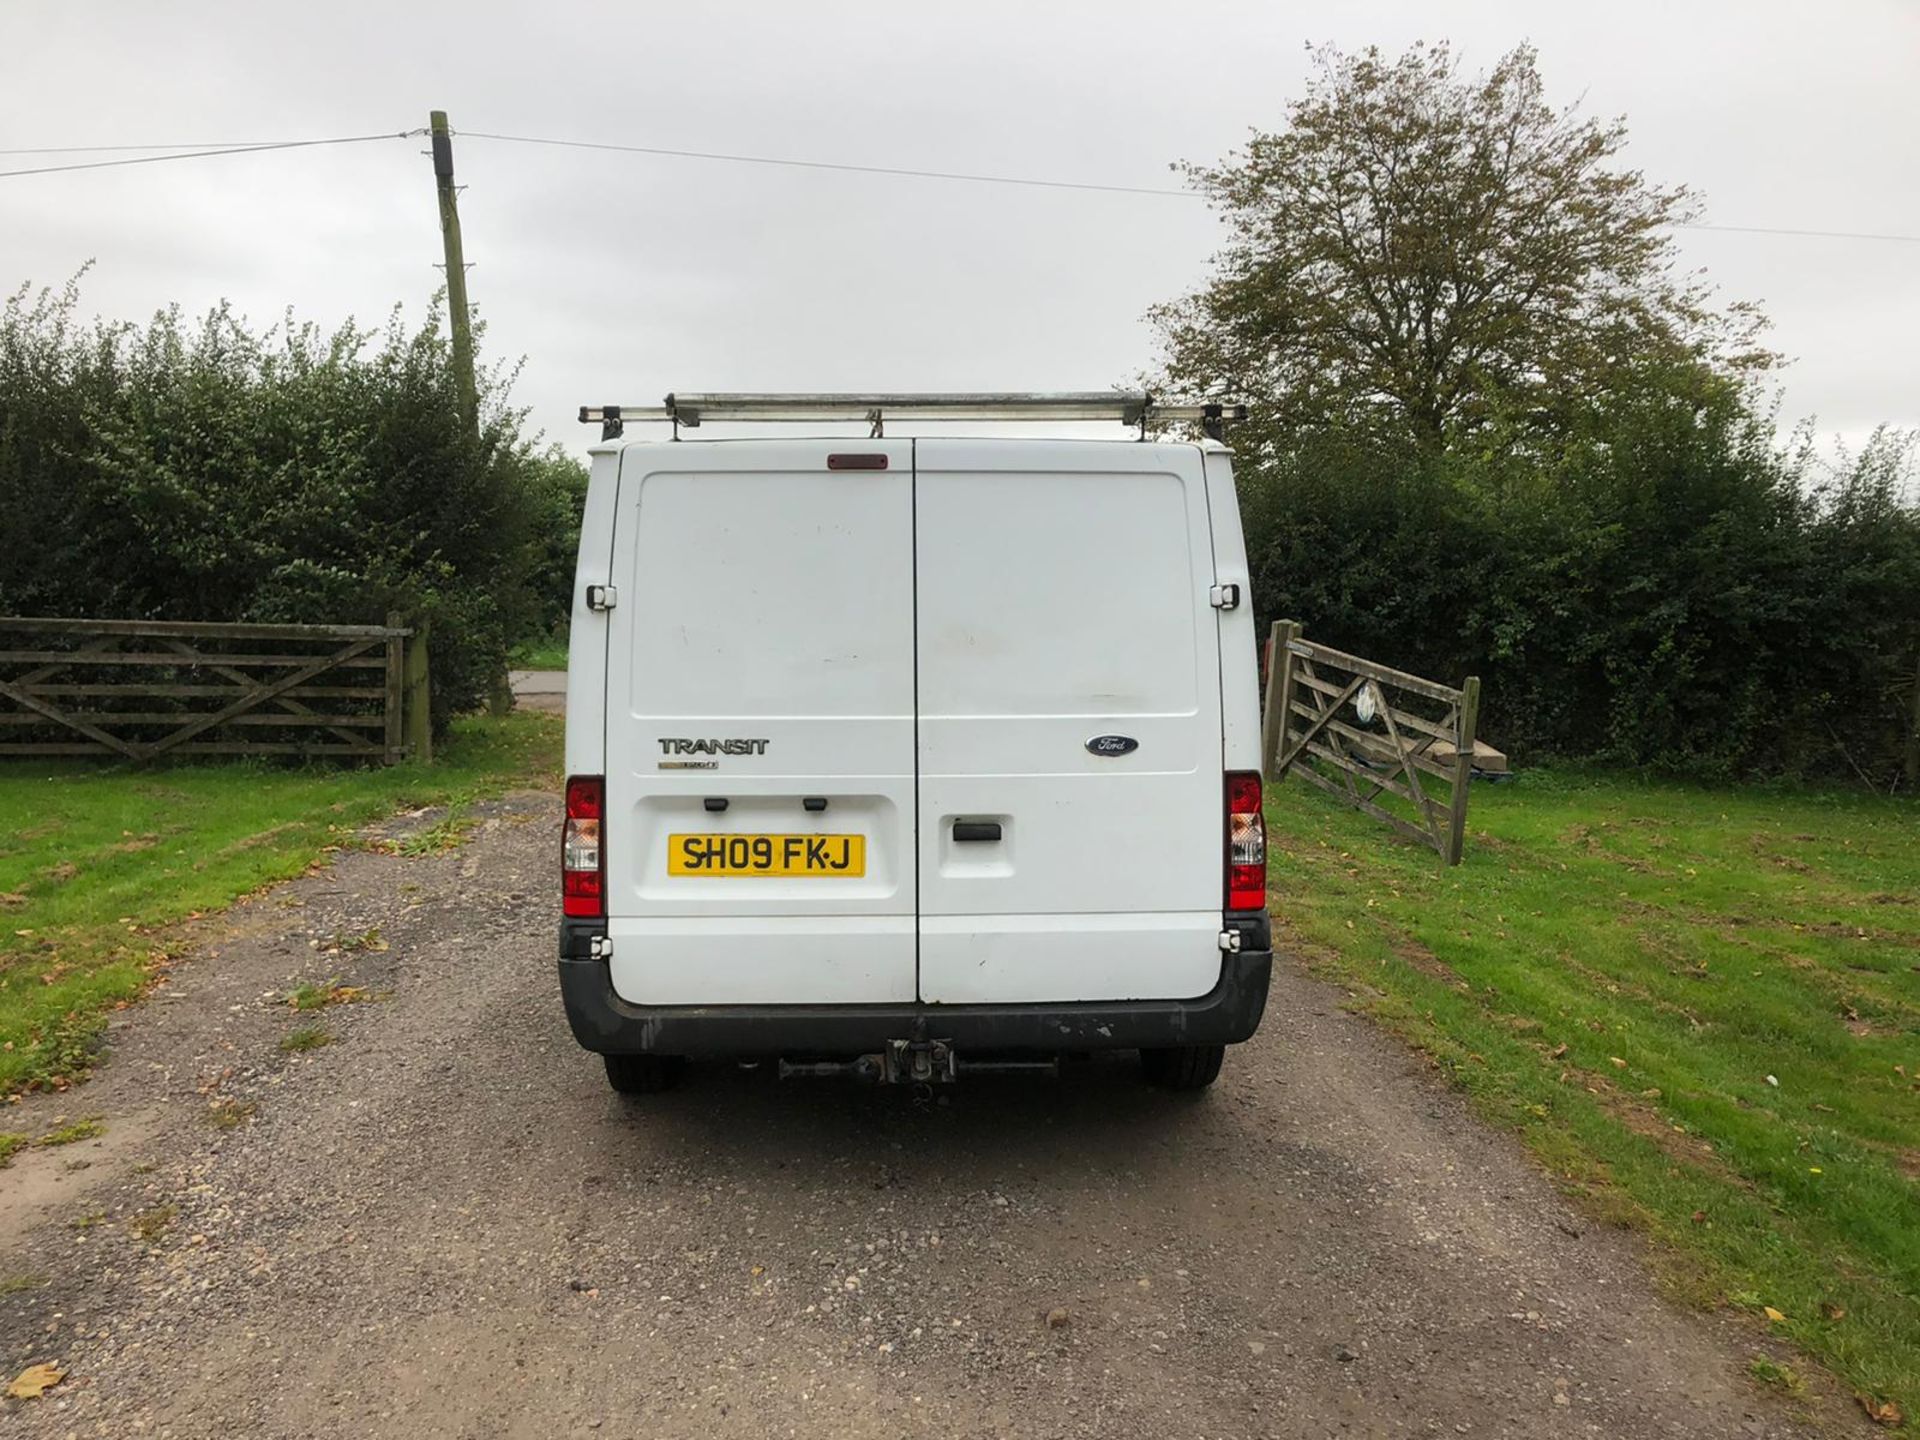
xmin=557 ymin=394 xmax=1271 ymax=1093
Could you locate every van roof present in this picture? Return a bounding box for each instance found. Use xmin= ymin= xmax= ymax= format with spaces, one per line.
xmin=587 ymin=435 xmax=1235 ymax=458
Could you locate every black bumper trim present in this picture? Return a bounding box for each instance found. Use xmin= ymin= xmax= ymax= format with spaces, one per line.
xmin=556 ymin=916 xmax=1272 ymax=1058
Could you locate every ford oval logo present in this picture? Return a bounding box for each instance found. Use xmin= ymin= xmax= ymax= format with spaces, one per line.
xmin=1085 ymin=734 xmax=1140 ymax=757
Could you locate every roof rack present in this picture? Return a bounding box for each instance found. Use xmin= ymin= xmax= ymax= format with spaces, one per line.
xmin=577 ymin=392 xmax=1248 ymax=442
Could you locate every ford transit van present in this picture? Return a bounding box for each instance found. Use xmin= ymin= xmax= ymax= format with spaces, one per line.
xmin=557 ymin=394 xmax=1271 ymax=1093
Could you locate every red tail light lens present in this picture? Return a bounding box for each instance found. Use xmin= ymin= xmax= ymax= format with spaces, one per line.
xmin=563 ymin=775 xmax=605 ymax=918
xmin=1226 ymin=770 xmax=1266 ymax=911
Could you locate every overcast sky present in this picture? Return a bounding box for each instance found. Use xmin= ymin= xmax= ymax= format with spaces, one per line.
xmin=4 ymin=1 xmax=1916 ymax=457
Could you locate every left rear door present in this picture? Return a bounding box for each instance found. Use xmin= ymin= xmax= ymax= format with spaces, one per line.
xmin=601 ymin=440 xmax=918 ymax=1005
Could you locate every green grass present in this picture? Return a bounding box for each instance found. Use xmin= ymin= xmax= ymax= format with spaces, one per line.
xmin=384 ymin=808 xmax=476 ymax=857
xmin=0 ymin=711 xmax=561 ymax=1094
xmin=1749 ymin=1356 xmax=1808 ymax=1396
xmin=278 ymin=1025 xmax=332 ymax=1053
xmin=1266 ymin=767 xmax=1920 ymax=1423
xmin=34 ymin=1117 xmax=103 ymax=1147
xmin=508 ymin=636 xmax=568 ymax=671
xmin=284 ymin=980 xmax=367 ymax=1012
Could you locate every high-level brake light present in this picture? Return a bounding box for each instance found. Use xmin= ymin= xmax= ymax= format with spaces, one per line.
xmin=563 ymin=775 xmax=605 ymax=919
xmin=1226 ymin=771 xmax=1266 ymax=911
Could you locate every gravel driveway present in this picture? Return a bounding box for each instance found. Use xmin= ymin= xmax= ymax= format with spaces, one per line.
xmin=0 ymin=789 xmax=1837 ymax=1438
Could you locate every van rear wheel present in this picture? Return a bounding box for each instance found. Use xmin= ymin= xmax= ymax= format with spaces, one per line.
xmin=1140 ymin=1044 xmax=1224 ymax=1091
xmin=603 ymin=1053 xmax=684 ymax=1094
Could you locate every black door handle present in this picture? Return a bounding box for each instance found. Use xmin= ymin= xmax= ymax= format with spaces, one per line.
xmin=952 ymin=820 xmax=1002 ymax=842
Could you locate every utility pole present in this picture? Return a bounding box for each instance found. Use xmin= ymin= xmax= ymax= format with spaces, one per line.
xmin=429 ymin=110 xmax=478 ymax=435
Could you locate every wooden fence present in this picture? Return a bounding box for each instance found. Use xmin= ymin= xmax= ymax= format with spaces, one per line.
xmin=0 ymin=615 xmax=430 ymax=764
xmin=1261 ymin=621 xmax=1482 ymax=865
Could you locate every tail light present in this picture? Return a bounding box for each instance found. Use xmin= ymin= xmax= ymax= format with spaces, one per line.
xmin=563 ymin=775 xmax=605 ymax=918
xmin=1226 ymin=770 xmax=1266 ymax=911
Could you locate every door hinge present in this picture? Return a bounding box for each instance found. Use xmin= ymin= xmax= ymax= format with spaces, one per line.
xmin=588 ymin=934 xmax=614 ymax=960
xmin=1209 ymin=583 xmax=1241 ymax=611
xmin=1218 ymin=928 xmax=1243 ymax=953
xmin=585 ymin=583 xmax=618 ymax=612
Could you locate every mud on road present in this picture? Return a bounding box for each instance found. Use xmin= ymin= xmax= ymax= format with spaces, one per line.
xmin=0 ymin=789 xmax=1833 ymax=1438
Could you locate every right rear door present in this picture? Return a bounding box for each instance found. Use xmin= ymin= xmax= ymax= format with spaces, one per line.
xmin=913 ymin=441 xmax=1225 ymax=1005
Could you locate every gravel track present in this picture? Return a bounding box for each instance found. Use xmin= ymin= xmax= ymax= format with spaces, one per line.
xmin=0 ymin=789 xmax=1843 ymax=1437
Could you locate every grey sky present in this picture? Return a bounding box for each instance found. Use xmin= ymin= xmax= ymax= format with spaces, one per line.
xmin=4 ymin=1 xmax=1916 ymax=456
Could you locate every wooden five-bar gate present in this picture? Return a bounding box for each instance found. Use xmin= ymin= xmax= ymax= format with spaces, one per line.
xmin=1261 ymin=621 xmax=1482 ymax=865
xmin=0 ymin=616 xmax=430 ymax=765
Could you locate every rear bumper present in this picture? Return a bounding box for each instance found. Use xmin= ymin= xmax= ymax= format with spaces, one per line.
xmin=556 ymin=913 xmax=1272 ymax=1058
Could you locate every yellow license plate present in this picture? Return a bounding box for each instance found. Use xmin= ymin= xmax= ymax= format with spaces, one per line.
xmin=667 ymin=833 xmax=866 ymax=877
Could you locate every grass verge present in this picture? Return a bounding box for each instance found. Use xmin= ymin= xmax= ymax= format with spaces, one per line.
xmin=0 ymin=711 xmax=561 ymax=1095
xmin=1266 ymin=767 xmax=1920 ymax=1425
xmin=508 ymin=636 xmax=568 ymax=672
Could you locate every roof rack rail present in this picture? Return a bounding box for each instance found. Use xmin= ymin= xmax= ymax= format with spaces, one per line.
xmin=577 ymin=392 xmax=1248 ymax=442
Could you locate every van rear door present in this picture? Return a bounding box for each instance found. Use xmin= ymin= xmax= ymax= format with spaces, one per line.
xmin=913 ymin=441 xmax=1225 ymax=1004
xmin=601 ymin=440 xmax=917 ymax=1005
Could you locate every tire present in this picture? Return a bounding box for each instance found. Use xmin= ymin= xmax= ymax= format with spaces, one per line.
xmin=1140 ymin=1044 xmax=1225 ymax=1091
xmin=603 ymin=1052 xmax=685 ymax=1094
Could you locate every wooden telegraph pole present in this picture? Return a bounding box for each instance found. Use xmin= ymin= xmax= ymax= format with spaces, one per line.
xmin=429 ymin=110 xmax=478 ymax=434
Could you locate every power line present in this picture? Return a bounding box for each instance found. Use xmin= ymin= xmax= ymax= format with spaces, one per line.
xmin=0 ymin=131 xmax=423 ymax=180
xmin=1684 ymin=222 xmax=1920 ymax=245
xmin=0 ymin=140 xmax=326 ymax=155
xmin=3 ymin=123 xmax=1917 ymax=247
xmin=452 ymin=129 xmax=1196 ymax=198
xmin=454 ymin=130 xmax=1920 ymax=243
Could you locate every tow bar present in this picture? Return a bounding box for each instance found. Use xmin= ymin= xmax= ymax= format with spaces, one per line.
xmin=775 ymin=1039 xmax=1061 ymax=1083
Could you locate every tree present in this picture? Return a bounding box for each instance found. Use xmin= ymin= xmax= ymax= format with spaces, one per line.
xmin=1152 ymin=43 xmax=1774 ymax=447
xmin=0 ymin=275 xmax=557 ymax=731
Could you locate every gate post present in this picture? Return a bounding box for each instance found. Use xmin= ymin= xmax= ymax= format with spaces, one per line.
xmin=1445 ymin=675 xmax=1481 ymax=865
xmin=1263 ymin=620 xmax=1302 ymax=780
xmin=384 ymin=611 xmax=407 ymax=765
xmin=403 ymin=618 xmax=433 ymax=765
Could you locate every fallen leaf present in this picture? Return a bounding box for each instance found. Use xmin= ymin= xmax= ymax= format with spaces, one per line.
xmin=1549 ymin=1043 xmax=1568 ymax=1059
xmin=1690 ymin=1210 xmax=1707 ymax=1224
xmin=1858 ymin=1394 xmax=1904 ymax=1427
xmin=1822 ymin=1303 xmax=1847 ymax=1321
xmin=1765 ymin=1075 xmax=1779 ymax=1087
xmin=7 ymin=1363 xmax=64 ymax=1399
xmin=1809 ymin=1166 xmax=1823 ymax=1175
xmin=1763 ymin=1306 xmax=1787 ymax=1323
xmin=1609 ymin=1056 xmax=1627 ymax=1069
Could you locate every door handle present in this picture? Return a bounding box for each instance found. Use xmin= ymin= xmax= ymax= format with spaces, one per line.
xmin=952 ymin=820 xmax=1002 ymax=843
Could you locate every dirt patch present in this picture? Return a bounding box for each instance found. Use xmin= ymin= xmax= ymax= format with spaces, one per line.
xmin=1574 ymin=1072 xmax=1754 ymax=1190
xmin=1387 ymin=930 xmax=1471 ymax=989
xmin=1805 ymin=921 xmax=1920 ymax=950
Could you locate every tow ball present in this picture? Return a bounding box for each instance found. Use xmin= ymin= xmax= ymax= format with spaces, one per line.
xmin=776 ymin=1040 xmax=1061 ymax=1083
xmin=884 ymin=1038 xmax=955 ymax=1084
xmin=777 ymin=1039 xmax=954 ymax=1083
